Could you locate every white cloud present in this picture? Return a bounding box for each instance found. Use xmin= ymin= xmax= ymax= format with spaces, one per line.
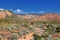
xmin=16 ymin=9 xmax=22 ymax=13
xmin=39 ymin=11 xmax=44 ymax=13
xmin=13 ymin=9 xmax=23 ymax=13
xmin=12 ymin=9 xmax=28 ymax=14
xmin=10 ymin=9 xmax=45 ymax=14
xmin=0 ymin=8 xmax=5 ymax=10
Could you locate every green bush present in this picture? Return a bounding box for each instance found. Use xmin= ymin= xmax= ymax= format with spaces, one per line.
xmin=56 ymin=26 xmax=60 ymax=32
xmin=34 ymin=34 xmax=44 ymax=40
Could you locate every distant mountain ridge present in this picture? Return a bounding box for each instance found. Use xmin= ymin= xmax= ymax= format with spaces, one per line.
xmin=0 ymin=10 xmax=60 ymax=21
xmin=37 ymin=13 xmax=60 ymax=21
xmin=17 ymin=13 xmax=60 ymax=21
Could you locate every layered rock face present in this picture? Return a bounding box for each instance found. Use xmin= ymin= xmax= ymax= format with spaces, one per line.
xmin=17 ymin=13 xmax=60 ymax=21
xmin=0 ymin=10 xmax=12 ymax=19
xmin=37 ymin=13 xmax=60 ymax=21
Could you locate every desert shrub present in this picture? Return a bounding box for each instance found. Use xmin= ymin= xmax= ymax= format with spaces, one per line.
xmin=0 ymin=33 xmax=4 ymax=38
xmin=0 ymin=26 xmax=3 ymax=30
xmin=34 ymin=34 xmax=44 ymax=40
xmin=12 ymin=33 xmax=19 ymax=38
xmin=56 ymin=26 xmax=60 ymax=32
xmin=25 ymin=28 xmax=30 ymax=34
xmin=18 ymin=30 xmax=24 ymax=36
xmin=46 ymin=24 xmax=55 ymax=34
xmin=7 ymin=33 xmax=19 ymax=40
xmin=46 ymin=35 xmax=52 ymax=40
xmin=54 ymin=38 xmax=60 ymax=40
xmin=6 ymin=27 xmax=12 ymax=32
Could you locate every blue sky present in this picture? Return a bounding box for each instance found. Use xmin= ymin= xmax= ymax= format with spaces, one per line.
xmin=0 ymin=0 xmax=60 ymax=14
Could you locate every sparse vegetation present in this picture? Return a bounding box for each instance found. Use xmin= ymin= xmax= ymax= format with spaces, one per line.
xmin=0 ymin=10 xmax=60 ymax=40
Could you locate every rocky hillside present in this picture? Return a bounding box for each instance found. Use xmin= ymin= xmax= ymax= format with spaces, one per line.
xmin=0 ymin=10 xmax=13 ymax=19
xmin=17 ymin=13 xmax=60 ymax=21
xmin=0 ymin=10 xmax=20 ymax=26
xmin=0 ymin=10 xmax=60 ymax=21
xmin=0 ymin=10 xmax=60 ymax=40
xmin=37 ymin=13 xmax=60 ymax=21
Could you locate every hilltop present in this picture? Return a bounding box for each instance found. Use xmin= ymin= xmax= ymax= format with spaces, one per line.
xmin=0 ymin=10 xmax=12 ymax=19
xmin=0 ymin=10 xmax=20 ymax=26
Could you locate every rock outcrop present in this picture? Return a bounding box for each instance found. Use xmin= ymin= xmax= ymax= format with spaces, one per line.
xmin=0 ymin=10 xmax=12 ymax=19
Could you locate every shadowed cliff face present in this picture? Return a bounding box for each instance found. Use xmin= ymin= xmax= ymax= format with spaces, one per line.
xmin=0 ymin=10 xmax=12 ymax=19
